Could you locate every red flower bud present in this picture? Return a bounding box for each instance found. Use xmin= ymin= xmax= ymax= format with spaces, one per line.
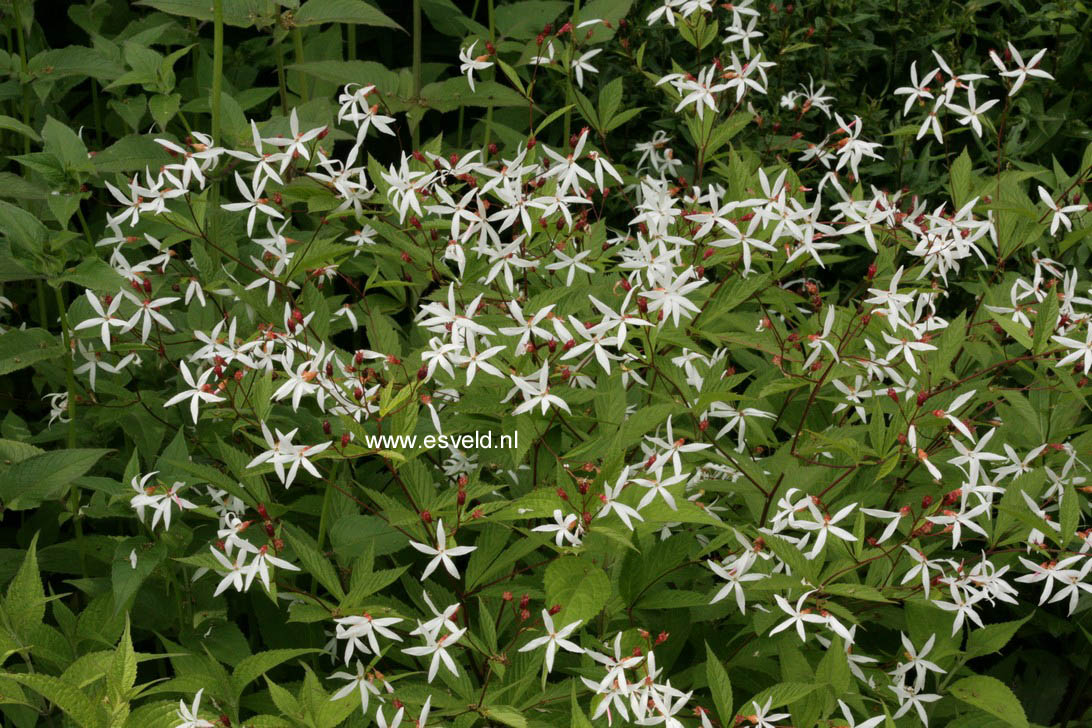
xmin=421 ymin=510 xmax=432 ymax=524
xmin=921 ymin=495 xmax=934 ymax=509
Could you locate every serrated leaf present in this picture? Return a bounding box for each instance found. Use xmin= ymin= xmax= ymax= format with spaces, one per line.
xmin=705 ymin=643 xmax=733 ymax=723
xmin=4 ymin=533 xmax=44 ymax=637
xmin=8 ymin=673 xmax=106 ymax=728
xmin=948 ymin=675 xmax=1029 ymax=728
xmin=233 ymin=649 xmax=322 ymax=699
xmin=0 ymin=448 xmax=111 ymax=510
xmin=0 ymin=327 xmax=63 ymax=376
xmin=543 ymin=556 xmax=609 ymax=627
xmin=293 ymin=0 xmax=402 ymax=29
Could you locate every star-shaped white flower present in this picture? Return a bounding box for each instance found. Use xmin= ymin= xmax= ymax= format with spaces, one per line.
xmin=517 ymin=609 xmax=583 ymax=673
xmin=408 ymin=519 xmax=477 ymax=580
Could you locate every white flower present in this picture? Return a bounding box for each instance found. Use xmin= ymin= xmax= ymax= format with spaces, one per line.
xmin=1053 ymin=324 xmax=1092 ymax=374
xmin=571 ymin=48 xmax=602 ymax=88
xmin=748 ymin=698 xmax=790 ymax=728
xmin=408 ymin=519 xmax=477 ymax=580
xmin=221 ymin=171 xmax=283 ymax=237
xmin=1038 ymin=185 xmax=1085 ymax=236
xmin=243 ymin=545 xmax=300 ymax=592
xmin=329 ymin=660 xmax=383 ymax=715
xmin=518 ymin=609 xmax=583 ymax=673
xmin=769 ymin=591 xmax=826 ymax=641
xmin=264 ymin=108 xmax=325 ymax=171
xmin=945 ymin=83 xmax=997 ymax=137
xmin=174 ymin=689 xmax=216 ymax=728
xmin=459 ymin=40 xmax=493 ymax=92
xmin=532 ymin=509 xmax=585 ymax=547
xmin=162 ymin=361 xmax=225 ymax=424
xmin=508 ymin=363 xmax=571 ymax=417
xmin=402 ymin=621 xmax=466 ymax=682
xmin=334 ymin=612 xmax=404 ymax=663
xmin=73 ymin=290 xmax=128 ymax=350
xmin=990 ymin=43 xmax=1054 ymax=96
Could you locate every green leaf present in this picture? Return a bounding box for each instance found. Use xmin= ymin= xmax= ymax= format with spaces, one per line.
xmin=112 ymin=538 xmax=167 ymax=611
xmin=483 ymin=705 xmax=527 ymax=728
xmin=0 ymin=328 xmax=64 ymax=376
xmin=0 ymin=448 xmax=111 ymax=510
xmin=419 ymin=78 xmax=527 ymax=111
xmin=134 ymin=0 xmax=270 ymax=27
xmin=233 ymin=649 xmax=322 ymax=699
xmin=966 ymin=615 xmax=1032 ymax=658
xmin=42 ymin=116 xmax=94 ymax=175
xmin=0 ymin=114 xmax=41 ymax=142
xmin=8 ymin=673 xmax=106 ymax=728
xmin=4 ymin=533 xmax=44 ymax=637
xmin=108 ymin=616 xmax=137 ymax=698
xmin=92 ymin=135 xmax=170 ymax=174
xmin=0 ymin=200 xmax=49 ymax=254
xmin=739 ymin=682 xmax=820 ymax=716
xmin=705 ymin=643 xmax=733 ymax=723
xmin=148 ymin=93 xmax=181 ymax=129
xmin=282 ymin=523 xmax=345 ymax=600
xmin=1033 ymin=286 xmax=1058 ymax=355
xmin=950 ymin=147 xmax=973 ymax=210
xmin=288 ymin=60 xmax=401 ymax=96
xmin=294 ymin=0 xmax=403 ymax=29
xmin=543 ymin=555 xmax=610 ymax=627
xmin=598 ymin=77 xmax=623 ymax=131
xmin=1059 ymin=480 xmax=1080 ymax=547
xmin=948 ymin=675 xmax=1029 ymax=728
xmin=28 ymin=46 xmax=125 ymax=82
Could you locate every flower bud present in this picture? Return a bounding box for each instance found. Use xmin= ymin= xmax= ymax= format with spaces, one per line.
xmin=921 ymin=495 xmax=934 ymax=509
xmin=421 ymin=510 xmax=432 ymax=524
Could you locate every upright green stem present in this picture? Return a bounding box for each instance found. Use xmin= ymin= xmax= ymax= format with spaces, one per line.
xmin=211 ymin=0 xmax=224 ymax=247
xmin=293 ymin=28 xmax=308 ymax=102
xmin=12 ymin=1 xmax=30 ymax=155
xmin=275 ymin=41 xmax=289 ymax=115
xmin=412 ymin=0 xmax=422 ymax=149
xmin=90 ymin=81 xmax=104 ymax=148
xmin=29 ymin=276 xmax=49 ymax=329
xmin=483 ymin=0 xmax=495 ymax=154
xmin=211 ymin=0 xmax=223 ymax=146
xmin=55 ymin=285 xmax=87 ymax=577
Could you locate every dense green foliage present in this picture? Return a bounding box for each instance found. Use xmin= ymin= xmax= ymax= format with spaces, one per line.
xmin=1 ymin=1 xmax=1092 ymax=727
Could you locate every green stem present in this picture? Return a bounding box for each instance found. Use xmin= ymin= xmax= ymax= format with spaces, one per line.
xmin=275 ymin=41 xmax=289 ymax=115
xmin=55 ymin=284 xmax=87 ymax=578
xmin=33 ymin=280 xmax=48 ymax=328
xmin=211 ymin=0 xmax=224 ymax=249
xmin=483 ymin=0 xmax=495 ymax=154
xmin=293 ymin=27 xmax=308 ymax=102
xmin=211 ymin=0 xmax=223 ymax=145
xmin=412 ymin=0 xmax=422 ymax=149
xmin=12 ymin=0 xmax=30 ymax=155
xmin=91 ymin=81 xmax=104 ymax=148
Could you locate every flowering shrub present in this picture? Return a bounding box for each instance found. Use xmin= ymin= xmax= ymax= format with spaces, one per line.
xmin=2 ymin=1 xmax=1092 ymax=728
